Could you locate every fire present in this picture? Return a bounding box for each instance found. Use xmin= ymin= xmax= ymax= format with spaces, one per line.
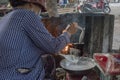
xmin=64 ymin=46 xmax=69 ymax=52
xmin=61 ymin=43 xmax=73 ymax=54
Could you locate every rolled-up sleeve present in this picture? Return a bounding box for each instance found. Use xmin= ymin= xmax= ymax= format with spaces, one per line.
xmin=22 ymin=12 xmax=70 ymax=54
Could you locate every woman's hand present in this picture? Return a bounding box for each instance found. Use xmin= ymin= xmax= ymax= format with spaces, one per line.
xmin=63 ymin=22 xmax=78 ymax=35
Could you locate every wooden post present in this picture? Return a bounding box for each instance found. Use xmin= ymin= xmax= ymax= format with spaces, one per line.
xmin=84 ymin=14 xmax=114 ymax=57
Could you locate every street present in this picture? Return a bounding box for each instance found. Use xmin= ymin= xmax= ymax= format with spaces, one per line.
xmin=109 ymin=3 xmax=120 ymax=50
xmin=110 ymin=3 xmax=120 ymax=17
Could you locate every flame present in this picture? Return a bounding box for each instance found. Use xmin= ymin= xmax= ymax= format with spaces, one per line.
xmin=64 ymin=45 xmax=69 ymax=52
xmin=61 ymin=43 xmax=73 ymax=54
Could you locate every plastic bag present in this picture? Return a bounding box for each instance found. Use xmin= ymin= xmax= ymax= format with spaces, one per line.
xmin=93 ymin=53 xmax=120 ymax=76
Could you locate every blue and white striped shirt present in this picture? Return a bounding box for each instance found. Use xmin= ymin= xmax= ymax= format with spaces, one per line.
xmin=0 ymin=8 xmax=70 ymax=80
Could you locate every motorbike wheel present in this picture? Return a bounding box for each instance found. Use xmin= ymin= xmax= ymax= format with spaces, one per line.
xmin=78 ymin=5 xmax=84 ymax=13
xmin=103 ymin=6 xmax=111 ymax=14
xmin=81 ymin=4 xmax=94 ymax=13
xmin=77 ymin=6 xmax=82 ymax=13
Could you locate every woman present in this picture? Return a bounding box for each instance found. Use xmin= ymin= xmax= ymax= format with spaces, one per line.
xmin=0 ymin=0 xmax=78 ymax=80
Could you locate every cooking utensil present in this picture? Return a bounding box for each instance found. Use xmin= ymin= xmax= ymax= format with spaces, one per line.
xmin=66 ymin=24 xmax=85 ymax=44
xmin=60 ymin=57 xmax=96 ymax=75
xmin=59 ymin=54 xmax=79 ymax=63
xmin=59 ymin=47 xmax=80 ymax=63
xmin=73 ymin=43 xmax=84 ymax=56
xmin=73 ymin=25 xmax=85 ymax=44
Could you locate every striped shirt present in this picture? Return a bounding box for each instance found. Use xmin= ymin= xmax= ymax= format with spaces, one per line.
xmin=0 ymin=8 xmax=70 ymax=80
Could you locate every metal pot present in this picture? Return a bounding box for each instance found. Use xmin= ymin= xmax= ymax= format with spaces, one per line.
xmin=60 ymin=57 xmax=96 ymax=75
xmin=72 ymin=43 xmax=84 ymax=56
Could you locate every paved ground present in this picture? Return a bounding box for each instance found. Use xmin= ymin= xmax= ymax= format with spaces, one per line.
xmin=109 ymin=3 xmax=120 ymax=50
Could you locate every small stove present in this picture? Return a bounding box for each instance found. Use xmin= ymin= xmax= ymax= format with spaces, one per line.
xmin=56 ymin=43 xmax=100 ymax=80
xmin=66 ymin=73 xmax=84 ymax=80
xmin=66 ymin=69 xmax=100 ymax=80
xmin=56 ymin=68 xmax=100 ymax=80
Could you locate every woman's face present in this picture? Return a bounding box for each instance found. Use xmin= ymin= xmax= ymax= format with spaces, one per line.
xmin=17 ymin=3 xmax=42 ymax=15
xmin=30 ymin=3 xmax=41 ymax=15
